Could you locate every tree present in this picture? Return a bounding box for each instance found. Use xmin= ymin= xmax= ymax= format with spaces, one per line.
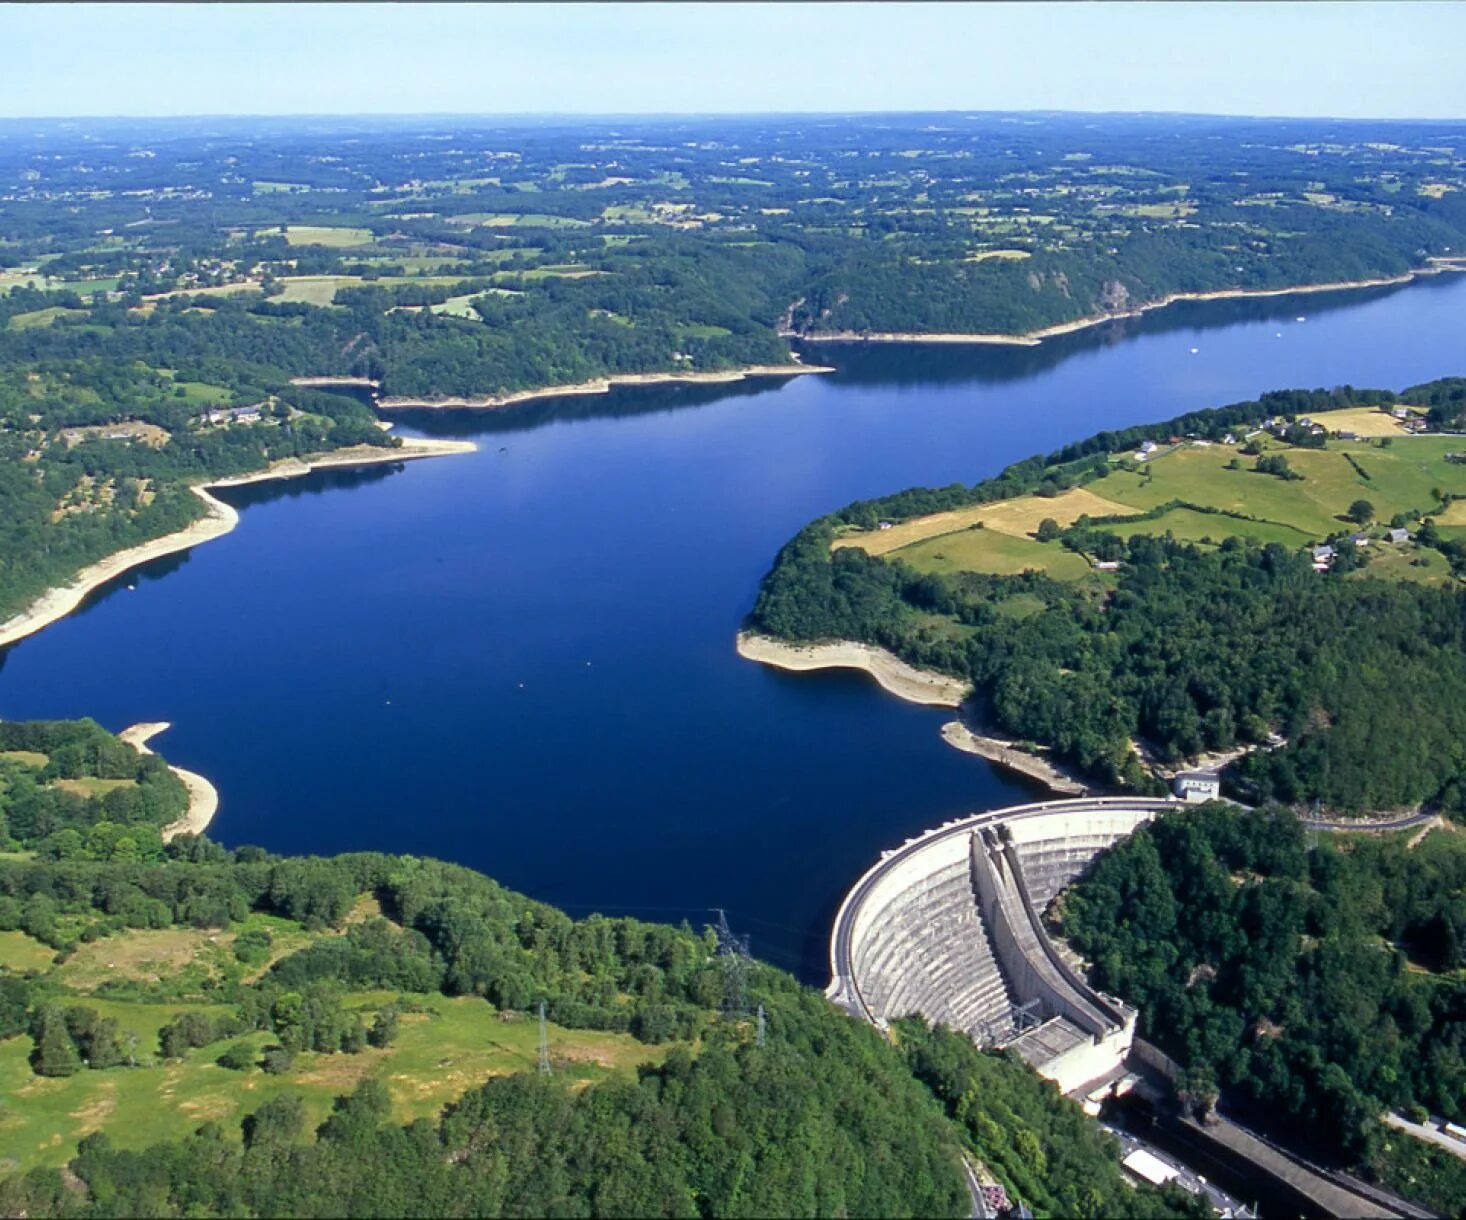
xmin=1348 ymin=499 xmax=1375 ymax=525
xmin=367 ymin=1007 xmax=399 ymax=1049
xmin=218 ymin=1042 xmax=257 ymax=1071
xmin=1035 ymin=517 xmax=1062 ymax=543
xmin=261 ymin=1046 xmax=295 ymax=1075
xmin=31 ymin=1009 xmax=82 ymax=1078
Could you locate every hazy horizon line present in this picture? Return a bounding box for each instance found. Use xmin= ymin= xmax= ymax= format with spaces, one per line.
xmin=4 ymin=107 xmax=1466 ymax=126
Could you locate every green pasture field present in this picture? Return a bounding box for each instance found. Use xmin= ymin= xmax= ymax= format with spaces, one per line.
xmin=7 ymin=306 xmax=85 ymax=331
xmin=0 ymin=750 xmax=49 ymax=768
xmin=444 ymin=212 xmax=590 ymax=229
xmin=280 ymin=226 xmax=375 ymax=248
xmin=1101 ymin=506 xmax=1314 ymax=549
xmin=274 ymin=276 xmax=365 ymax=306
xmin=0 ymin=930 xmax=56 ymax=973
xmin=892 ymin=527 xmax=1093 ymax=579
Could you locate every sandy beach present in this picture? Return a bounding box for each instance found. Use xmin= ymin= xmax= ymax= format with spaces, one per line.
xmin=0 ymin=437 xmax=475 ymax=651
xmin=789 ymin=264 xmax=1466 ymax=348
xmin=377 ymin=362 xmax=833 ymax=410
xmin=120 ymin=722 xmax=219 ymax=840
xmin=939 ymin=721 xmax=1087 ymax=796
xmin=735 ymin=631 xmax=971 ymax=707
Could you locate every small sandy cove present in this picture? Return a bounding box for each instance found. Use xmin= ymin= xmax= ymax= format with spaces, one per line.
xmin=735 ymin=631 xmax=971 ymax=707
xmin=0 ymin=438 xmax=474 ymax=651
xmin=119 ymin=722 xmax=218 ymax=840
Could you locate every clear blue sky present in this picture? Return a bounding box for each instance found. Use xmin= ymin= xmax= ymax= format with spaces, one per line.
xmin=3 ymin=1 xmax=1463 ymax=120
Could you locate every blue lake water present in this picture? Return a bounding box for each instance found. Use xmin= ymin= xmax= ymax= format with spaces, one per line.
xmin=3 ymin=273 xmax=1465 ymax=982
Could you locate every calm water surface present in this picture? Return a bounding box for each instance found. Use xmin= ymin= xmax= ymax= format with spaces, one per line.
xmin=4 ymin=275 xmax=1465 ymax=981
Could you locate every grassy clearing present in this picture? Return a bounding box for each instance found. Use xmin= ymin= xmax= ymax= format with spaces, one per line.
xmin=8 ymin=306 xmax=85 ymax=331
xmin=1349 ymin=544 xmax=1454 ymax=585
xmin=1437 ymin=500 xmax=1466 ymax=526
xmin=0 ymin=750 xmax=48 ymax=768
xmin=0 ymin=992 xmax=667 ymax=1173
xmin=445 ymin=212 xmax=589 ymax=229
xmin=1103 ymin=506 xmax=1313 ymax=548
xmin=280 ymin=225 xmax=375 ymax=248
xmin=275 ymin=276 xmax=365 ymax=306
xmin=892 ymin=528 xmax=1093 ymax=579
xmin=54 ymin=927 xmax=232 ymax=992
xmin=51 ymin=777 xmax=135 ymax=799
xmin=1306 ymin=406 xmax=1416 ymax=436
xmin=430 ymin=294 xmax=482 ymax=319
xmin=172 ymin=380 xmax=235 ymax=406
xmin=0 ymin=930 xmax=56 ymax=973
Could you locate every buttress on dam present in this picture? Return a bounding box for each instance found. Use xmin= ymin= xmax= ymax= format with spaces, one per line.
xmin=828 ymin=797 xmax=1184 ymax=1094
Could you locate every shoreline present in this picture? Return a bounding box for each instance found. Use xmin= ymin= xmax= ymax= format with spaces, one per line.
xmin=939 ymin=722 xmax=1088 ymax=797
xmin=788 ymin=264 xmax=1466 ymax=348
xmin=0 ymin=437 xmax=475 ymax=651
xmin=119 ymin=722 xmax=219 ymax=841
xmin=735 ymin=631 xmax=971 ymax=707
xmin=376 ymin=362 xmax=834 ymax=410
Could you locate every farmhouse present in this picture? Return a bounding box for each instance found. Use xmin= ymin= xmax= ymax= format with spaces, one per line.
xmin=1388 ymin=527 xmax=1411 ymax=543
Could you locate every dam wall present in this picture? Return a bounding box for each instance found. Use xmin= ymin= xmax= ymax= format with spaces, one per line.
xmin=829 ymin=797 xmax=1179 ymax=1086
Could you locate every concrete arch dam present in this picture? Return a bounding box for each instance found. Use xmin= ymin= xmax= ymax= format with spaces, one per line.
xmin=828 ymin=797 xmax=1182 ymax=1093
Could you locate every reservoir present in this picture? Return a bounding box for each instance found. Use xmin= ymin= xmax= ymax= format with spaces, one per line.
xmin=2 ymin=272 xmax=1464 ymax=983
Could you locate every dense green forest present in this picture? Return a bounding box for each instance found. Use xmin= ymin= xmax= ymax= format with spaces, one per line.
xmin=750 ymin=379 xmax=1466 ymax=813
xmin=1062 ymin=803 xmax=1466 ymax=1214
xmin=0 ymin=721 xmax=1206 ymax=1219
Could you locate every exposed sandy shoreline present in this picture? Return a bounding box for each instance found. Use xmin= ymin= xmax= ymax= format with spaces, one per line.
xmin=120 ymin=722 xmax=219 ymax=841
xmin=789 ymin=264 xmax=1466 ymax=348
xmin=377 ymin=363 xmax=833 ymax=410
xmin=735 ymin=631 xmax=971 ymax=707
xmin=940 ymin=721 xmax=1087 ymax=796
xmin=0 ymin=437 xmax=475 ymax=651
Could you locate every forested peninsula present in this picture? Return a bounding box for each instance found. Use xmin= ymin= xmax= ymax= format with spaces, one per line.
xmin=748 ymin=377 xmax=1466 ymax=814
xmin=0 ymin=720 xmax=1208 ymax=1219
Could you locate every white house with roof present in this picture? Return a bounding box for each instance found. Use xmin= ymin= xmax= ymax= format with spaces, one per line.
xmin=1173 ymin=772 xmax=1221 ymax=803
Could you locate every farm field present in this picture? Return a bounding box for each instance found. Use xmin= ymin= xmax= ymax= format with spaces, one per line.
xmin=845 ymin=431 xmax=1466 ymax=583
xmin=835 ymin=486 xmax=1131 ymax=556
xmin=279 ymin=225 xmax=376 ymax=248
xmin=1306 ymin=405 xmax=1420 ymax=436
xmin=893 ymin=526 xmax=1093 ymax=579
xmin=274 ymin=275 xmax=367 ymax=306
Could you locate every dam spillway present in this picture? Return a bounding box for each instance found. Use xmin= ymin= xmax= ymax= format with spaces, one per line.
xmin=828 ymin=797 xmax=1183 ymax=1093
